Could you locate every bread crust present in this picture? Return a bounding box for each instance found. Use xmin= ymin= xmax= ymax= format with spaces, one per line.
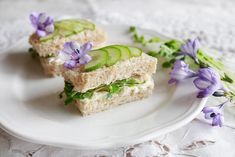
xmin=76 ymin=78 xmax=154 ymax=116
xmin=39 ymin=57 xmax=61 ymax=77
xmin=62 ymin=53 xmax=157 ymax=92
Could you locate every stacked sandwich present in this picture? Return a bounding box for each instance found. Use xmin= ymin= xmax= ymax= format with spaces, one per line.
xmin=28 ymin=13 xmax=106 ymax=76
xmin=60 ymin=44 xmax=157 ymax=116
xmin=28 ymin=12 xmax=158 ymax=116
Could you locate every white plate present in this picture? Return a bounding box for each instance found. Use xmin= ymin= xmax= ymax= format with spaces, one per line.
xmin=0 ymin=24 xmax=207 ymax=149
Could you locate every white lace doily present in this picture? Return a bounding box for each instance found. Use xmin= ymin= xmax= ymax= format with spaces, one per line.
xmin=0 ymin=0 xmax=235 ymax=156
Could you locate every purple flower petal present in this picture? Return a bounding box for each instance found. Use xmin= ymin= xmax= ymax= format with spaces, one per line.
xmin=80 ymin=42 xmax=93 ymax=55
xmin=204 ymin=112 xmax=213 ymax=119
xmin=59 ymin=42 xmax=92 ymax=69
xmin=201 ymin=101 xmax=227 ymax=127
xmin=29 ymin=12 xmax=39 ymax=28
xmin=79 ymin=54 xmax=92 ymax=65
xmin=45 ymin=24 xmax=54 ymax=33
xmin=180 ymin=38 xmax=200 ymax=59
xmin=58 ymin=50 xmax=71 ymax=61
xmin=197 ymin=85 xmax=217 ymax=98
xmin=212 ymin=114 xmax=223 ymax=127
xmin=168 ymin=78 xmax=177 ymax=84
xmin=168 ymin=60 xmax=197 ymax=84
xmin=29 ymin=12 xmax=54 ymax=37
xmin=38 ymin=13 xmax=47 ymax=24
xmin=36 ymin=30 xmax=46 ymax=37
xmin=70 ymin=52 xmax=80 ymax=60
xmin=193 ymin=78 xmax=211 ymax=90
xmin=64 ymin=60 xmax=77 ymax=69
xmin=194 ymin=68 xmax=224 ymax=98
xmin=202 ymin=106 xmax=213 ymax=113
xmin=63 ymin=42 xmax=77 ymax=55
xmin=44 ymin=16 xmax=54 ymax=26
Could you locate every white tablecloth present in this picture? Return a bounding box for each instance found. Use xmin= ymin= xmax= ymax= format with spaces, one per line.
xmin=0 ymin=0 xmax=235 ymax=156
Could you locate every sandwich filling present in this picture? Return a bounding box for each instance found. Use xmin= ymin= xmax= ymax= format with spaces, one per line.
xmin=39 ymin=19 xmax=96 ymax=42
xmin=61 ymin=78 xmax=151 ymax=105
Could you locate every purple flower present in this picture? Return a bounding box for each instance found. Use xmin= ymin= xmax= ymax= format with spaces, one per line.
xmin=193 ymin=68 xmax=225 ymax=98
xmin=202 ymin=101 xmax=227 ymax=127
xmin=29 ymin=12 xmax=54 ymax=37
xmin=180 ymin=38 xmax=200 ymax=59
xmin=168 ymin=60 xmax=197 ymax=84
xmin=59 ymin=42 xmax=92 ymax=69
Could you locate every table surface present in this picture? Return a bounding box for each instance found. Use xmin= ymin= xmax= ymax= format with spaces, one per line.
xmin=0 ymin=0 xmax=235 ymax=156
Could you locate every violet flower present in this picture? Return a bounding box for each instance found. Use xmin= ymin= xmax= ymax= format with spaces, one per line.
xmin=59 ymin=41 xmax=92 ymax=69
xmin=202 ymin=101 xmax=227 ymax=127
xmin=193 ymin=68 xmax=225 ymax=98
xmin=180 ymin=38 xmax=200 ymax=60
xmin=30 ymin=12 xmax=54 ymax=37
xmin=168 ymin=60 xmax=197 ymax=84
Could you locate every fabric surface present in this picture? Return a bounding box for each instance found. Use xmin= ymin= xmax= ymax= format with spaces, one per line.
xmin=0 ymin=0 xmax=235 ymax=156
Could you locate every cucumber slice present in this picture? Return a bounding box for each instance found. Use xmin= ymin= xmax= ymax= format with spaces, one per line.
xmin=127 ymin=46 xmax=142 ymax=57
xmin=40 ymin=30 xmax=58 ymax=42
xmin=112 ymin=45 xmax=131 ymax=60
xmin=55 ymin=20 xmax=84 ymax=33
xmin=58 ymin=29 xmax=75 ymax=37
xmin=55 ymin=19 xmax=95 ymax=31
xmin=103 ymin=47 xmax=121 ymax=66
xmin=84 ymin=49 xmax=108 ymax=72
xmin=75 ymin=19 xmax=95 ymax=30
xmin=40 ymin=19 xmax=95 ymax=42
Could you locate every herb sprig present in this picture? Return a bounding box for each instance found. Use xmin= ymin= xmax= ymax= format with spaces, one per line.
xmin=129 ymin=26 xmax=235 ymax=127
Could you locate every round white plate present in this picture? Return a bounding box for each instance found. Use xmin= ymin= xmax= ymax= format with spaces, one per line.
xmin=0 ymin=24 xmax=207 ymax=149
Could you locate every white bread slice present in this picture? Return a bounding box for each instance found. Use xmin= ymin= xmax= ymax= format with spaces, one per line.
xmin=62 ymin=53 xmax=157 ymax=92
xmin=39 ymin=57 xmax=61 ymax=77
xmin=29 ymin=27 xmax=106 ymax=57
xmin=76 ymin=77 xmax=154 ymax=116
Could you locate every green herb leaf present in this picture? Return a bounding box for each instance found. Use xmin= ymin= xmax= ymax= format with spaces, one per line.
xmin=148 ymin=37 xmax=161 ymax=43
xmin=221 ymin=73 xmax=233 ymax=83
xmin=164 ymin=40 xmax=181 ymax=51
xmin=129 ymin=26 xmax=136 ymax=33
xmin=162 ymin=61 xmax=172 ymax=68
xmin=28 ymin=48 xmax=39 ymax=59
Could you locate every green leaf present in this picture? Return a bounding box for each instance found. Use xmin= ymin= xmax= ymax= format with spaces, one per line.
xmin=28 ymin=48 xmax=39 ymax=59
xmin=164 ymin=40 xmax=182 ymax=51
xmin=184 ymin=55 xmax=199 ymax=71
xmin=162 ymin=61 xmax=172 ymax=68
xmin=129 ymin=26 xmax=136 ymax=33
xmin=129 ymin=26 xmax=162 ymax=46
xmin=147 ymin=51 xmax=159 ymax=58
xmin=221 ymin=73 xmax=233 ymax=83
xmin=148 ymin=37 xmax=161 ymax=43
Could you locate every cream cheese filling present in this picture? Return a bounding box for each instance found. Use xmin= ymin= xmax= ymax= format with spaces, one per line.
xmin=80 ymin=78 xmax=154 ymax=103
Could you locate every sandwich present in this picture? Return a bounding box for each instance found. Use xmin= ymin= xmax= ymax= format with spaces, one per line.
xmin=59 ymin=41 xmax=157 ymax=116
xmin=28 ymin=12 xmax=106 ymax=76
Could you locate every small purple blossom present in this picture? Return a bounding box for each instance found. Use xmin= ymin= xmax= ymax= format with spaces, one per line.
xmin=30 ymin=12 xmax=54 ymax=37
xmin=193 ymin=68 xmax=225 ymax=98
xmin=202 ymin=101 xmax=228 ymax=127
xmin=59 ymin=42 xmax=92 ymax=69
xmin=180 ymin=38 xmax=200 ymax=60
xmin=168 ymin=60 xmax=197 ymax=84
